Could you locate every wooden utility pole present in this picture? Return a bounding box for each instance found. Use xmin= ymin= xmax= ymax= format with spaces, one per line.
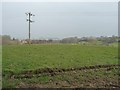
xmin=25 ymin=12 xmax=35 ymax=45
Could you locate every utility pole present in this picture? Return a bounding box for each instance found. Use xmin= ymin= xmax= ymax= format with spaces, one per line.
xmin=25 ymin=12 xmax=35 ymax=45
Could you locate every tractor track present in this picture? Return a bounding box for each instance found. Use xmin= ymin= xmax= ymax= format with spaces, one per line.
xmin=6 ymin=64 xmax=119 ymax=79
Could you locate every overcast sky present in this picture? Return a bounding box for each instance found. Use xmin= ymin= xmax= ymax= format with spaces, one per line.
xmin=2 ymin=2 xmax=118 ymax=39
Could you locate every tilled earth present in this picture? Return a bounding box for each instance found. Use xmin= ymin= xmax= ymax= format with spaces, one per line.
xmin=3 ymin=64 xmax=120 ymax=88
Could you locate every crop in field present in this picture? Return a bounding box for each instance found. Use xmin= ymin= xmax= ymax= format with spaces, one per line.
xmin=3 ymin=44 xmax=118 ymax=73
xmin=2 ymin=44 xmax=119 ymax=88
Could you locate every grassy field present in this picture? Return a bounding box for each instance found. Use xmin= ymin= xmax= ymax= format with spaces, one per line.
xmin=2 ymin=44 xmax=119 ymax=88
xmin=0 ymin=45 xmax=2 ymax=89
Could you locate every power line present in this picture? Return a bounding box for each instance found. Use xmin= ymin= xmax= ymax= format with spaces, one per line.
xmin=25 ymin=12 xmax=35 ymax=45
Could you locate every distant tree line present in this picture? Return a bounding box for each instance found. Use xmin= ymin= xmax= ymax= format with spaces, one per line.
xmin=1 ymin=35 xmax=20 ymax=45
xmin=60 ymin=36 xmax=119 ymax=45
xmin=1 ymin=35 xmax=119 ymax=45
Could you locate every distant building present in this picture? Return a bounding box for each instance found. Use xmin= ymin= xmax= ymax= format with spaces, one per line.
xmin=20 ymin=40 xmax=28 ymax=44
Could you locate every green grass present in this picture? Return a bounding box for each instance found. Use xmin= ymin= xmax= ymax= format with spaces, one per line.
xmin=2 ymin=44 xmax=119 ymax=88
xmin=2 ymin=44 xmax=118 ymax=74
xmin=109 ymin=42 xmax=118 ymax=47
xmin=0 ymin=45 xmax=2 ymax=89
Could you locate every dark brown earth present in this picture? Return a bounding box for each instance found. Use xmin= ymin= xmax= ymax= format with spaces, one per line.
xmin=11 ymin=64 xmax=120 ymax=79
xmin=3 ymin=65 xmax=120 ymax=88
xmin=4 ymin=64 xmax=120 ymax=88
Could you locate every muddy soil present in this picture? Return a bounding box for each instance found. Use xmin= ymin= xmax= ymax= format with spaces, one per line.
xmin=10 ymin=64 xmax=120 ymax=79
xmin=14 ymin=64 xmax=120 ymax=88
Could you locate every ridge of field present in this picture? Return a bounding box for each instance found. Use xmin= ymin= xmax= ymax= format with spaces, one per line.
xmin=2 ymin=44 xmax=118 ymax=74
